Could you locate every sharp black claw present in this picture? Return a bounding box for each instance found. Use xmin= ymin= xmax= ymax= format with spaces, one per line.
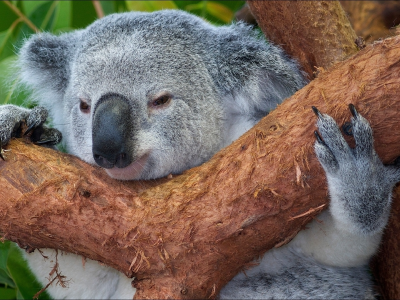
xmin=312 ymin=106 xmax=322 ymax=118
xmin=314 ymin=131 xmax=325 ymax=144
xmin=349 ymin=104 xmax=358 ymax=119
xmin=24 ymin=124 xmax=35 ymax=136
xmin=35 ymin=139 xmax=56 ymax=145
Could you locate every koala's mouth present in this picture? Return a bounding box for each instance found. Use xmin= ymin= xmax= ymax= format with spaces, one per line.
xmin=105 ymin=153 xmax=149 ymax=180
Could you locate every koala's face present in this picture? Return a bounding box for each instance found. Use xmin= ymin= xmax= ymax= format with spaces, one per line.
xmin=19 ymin=11 xmax=306 ymax=181
xmin=63 ymin=28 xmax=224 ymax=180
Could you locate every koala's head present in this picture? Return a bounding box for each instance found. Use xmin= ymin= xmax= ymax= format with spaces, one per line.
xmin=18 ymin=10 xmax=306 ymax=180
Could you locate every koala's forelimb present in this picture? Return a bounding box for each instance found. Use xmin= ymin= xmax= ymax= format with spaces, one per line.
xmin=1 ymin=35 xmax=400 ymax=299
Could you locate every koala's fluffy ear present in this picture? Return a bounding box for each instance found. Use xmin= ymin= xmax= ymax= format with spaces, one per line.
xmin=212 ymin=23 xmax=307 ymax=113
xmin=18 ymin=31 xmax=80 ymax=105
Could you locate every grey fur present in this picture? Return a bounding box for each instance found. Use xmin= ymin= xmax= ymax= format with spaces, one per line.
xmin=0 ymin=9 xmax=395 ymax=299
xmin=219 ymin=247 xmax=375 ymax=299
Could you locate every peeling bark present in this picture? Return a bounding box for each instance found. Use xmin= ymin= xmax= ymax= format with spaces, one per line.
xmin=1 ymin=35 xmax=400 ymax=299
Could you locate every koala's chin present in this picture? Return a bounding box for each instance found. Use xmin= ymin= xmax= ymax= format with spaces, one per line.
xmin=103 ymin=153 xmax=150 ymax=180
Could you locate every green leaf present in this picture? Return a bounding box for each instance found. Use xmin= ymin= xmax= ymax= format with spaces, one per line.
xmin=30 ymin=1 xmax=57 ymax=31
xmin=0 ymin=56 xmax=29 ymax=106
xmin=205 ymin=2 xmax=233 ymax=23
xmin=7 ymin=244 xmax=50 ymax=300
xmin=0 ymin=285 xmax=16 ymax=299
xmin=40 ymin=1 xmax=58 ymax=31
xmin=21 ymin=1 xmax=48 ymax=16
xmin=53 ymin=1 xmax=72 ymax=31
xmin=15 ymin=289 xmax=23 ymax=300
xmin=71 ymin=1 xmax=97 ymax=29
xmin=0 ymin=26 xmax=19 ymax=61
xmin=99 ymin=1 xmax=115 ymax=16
xmin=126 ymin=1 xmax=177 ymax=12
xmin=0 ymin=269 xmax=15 ymax=289
xmin=0 ymin=2 xmax=19 ymax=32
xmin=0 ymin=241 xmax=11 ymax=271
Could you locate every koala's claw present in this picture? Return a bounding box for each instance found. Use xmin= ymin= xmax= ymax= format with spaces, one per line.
xmin=349 ymin=103 xmax=358 ymax=118
xmin=314 ymin=130 xmax=324 ymax=145
xmin=34 ymin=128 xmax=62 ymax=146
xmin=313 ymin=104 xmax=380 ymax=177
xmin=25 ymin=106 xmax=48 ymax=136
xmin=311 ymin=106 xmax=322 ymax=118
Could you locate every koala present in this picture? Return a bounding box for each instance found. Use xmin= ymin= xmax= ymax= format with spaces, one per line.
xmin=0 ymin=9 xmax=397 ymax=299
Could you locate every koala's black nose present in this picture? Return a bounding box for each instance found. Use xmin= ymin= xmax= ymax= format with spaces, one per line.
xmin=92 ymin=93 xmax=133 ymax=169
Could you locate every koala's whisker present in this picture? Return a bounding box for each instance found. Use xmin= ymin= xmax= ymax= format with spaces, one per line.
xmin=52 ymin=123 xmax=71 ymax=126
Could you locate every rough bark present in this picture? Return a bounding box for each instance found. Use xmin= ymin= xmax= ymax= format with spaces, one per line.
xmin=1 ymin=35 xmax=400 ymax=299
xmin=247 ymin=1 xmax=359 ymax=78
xmin=371 ymin=185 xmax=400 ymax=300
xmin=340 ymin=1 xmax=400 ymax=43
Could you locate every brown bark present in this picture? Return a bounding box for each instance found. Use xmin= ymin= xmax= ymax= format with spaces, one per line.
xmin=247 ymin=1 xmax=359 ymax=79
xmin=371 ymin=186 xmax=400 ymax=300
xmin=2 ymin=35 xmax=400 ymax=299
xmin=340 ymin=1 xmax=400 ymax=43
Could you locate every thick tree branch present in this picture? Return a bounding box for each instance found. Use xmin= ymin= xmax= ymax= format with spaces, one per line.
xmin=1 ymin=35 xmax=400 ymax=299
xmin=247 ymin=1 xmax=359 ymax=78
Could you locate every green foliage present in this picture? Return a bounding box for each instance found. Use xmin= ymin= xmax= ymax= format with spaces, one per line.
xmin=0 ymin=1 xmax=244 ymax=298
xmin=0 ymin=241 xmax=50 ymax=299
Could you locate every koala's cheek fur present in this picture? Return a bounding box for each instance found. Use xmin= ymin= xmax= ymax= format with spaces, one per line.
xmin=68 ymin=104 xmax=95 ymax=165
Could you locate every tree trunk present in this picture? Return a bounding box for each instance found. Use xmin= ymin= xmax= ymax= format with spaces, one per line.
xmin=1 ymin=34 xmax=400 ymax=299
xmin=247 ymin=1 xmax=359 ymax=78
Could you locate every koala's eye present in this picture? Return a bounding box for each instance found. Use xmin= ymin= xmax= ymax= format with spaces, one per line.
xmin=80 ymin=99 xmax=91 ymax=114
xmin=151 ymin=94 xmax=171 ymax=107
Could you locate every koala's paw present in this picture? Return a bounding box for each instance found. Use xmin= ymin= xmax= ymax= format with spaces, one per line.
xmin=0 ymin=105 xmax=62 ymax=160
xmin=26 ymin=107 xmax=62 ymax=147
xmin=312 ymin=105 xmax=400 ymax=234
xmin=25 ymin=106 xmax=48 ymax=135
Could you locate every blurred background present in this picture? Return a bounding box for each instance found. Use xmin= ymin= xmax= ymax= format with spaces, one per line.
xmin=0 ymin=2 xmax=245 ymax=299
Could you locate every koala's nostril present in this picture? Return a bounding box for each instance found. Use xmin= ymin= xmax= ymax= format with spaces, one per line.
xmin=93 ymin=154 xmax=115 ymax=169
xmin=115 ymin=152 xmax=130 ymax=168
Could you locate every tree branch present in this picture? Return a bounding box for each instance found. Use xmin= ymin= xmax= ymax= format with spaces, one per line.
xmin=247 ymin=1 xmax=359 ymax=78
xmin=92 ymin=1 xmax=105 ymax=19
xmin=1 ymin=34 xmax=400 ymax=299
